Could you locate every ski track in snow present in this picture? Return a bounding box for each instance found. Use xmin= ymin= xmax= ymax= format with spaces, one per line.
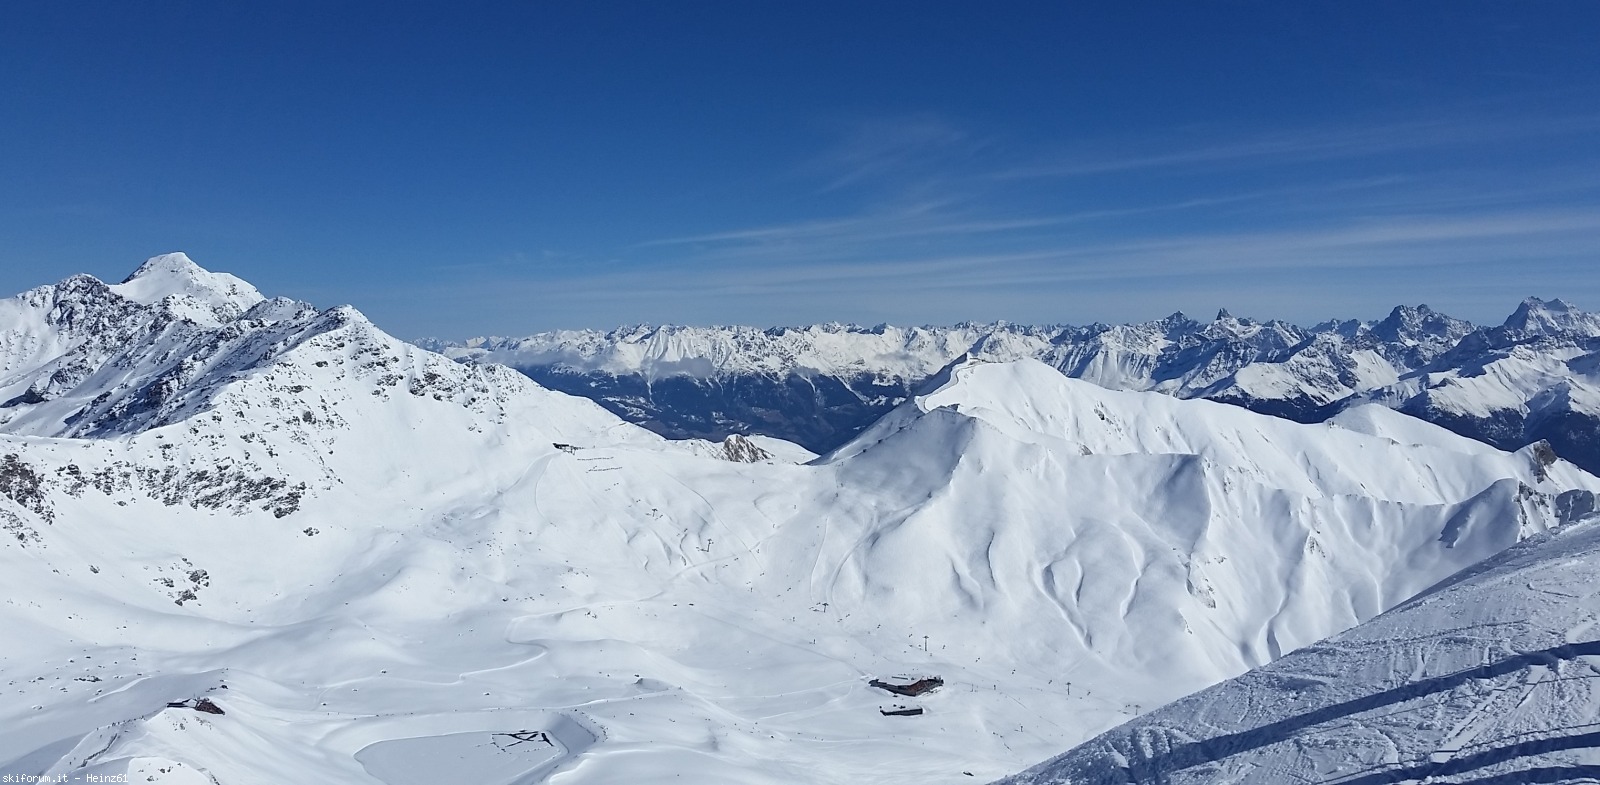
xmin=1005 ymin=519 xmax=1600 ymax=785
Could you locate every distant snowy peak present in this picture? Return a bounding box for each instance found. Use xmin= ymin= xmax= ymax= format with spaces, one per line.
xmin=1361 ymin=303 xmax=1476 ymax=365
xmin=1360 ymin=297 xmax=1600 ymax=472
xmin=1371 ymin=302 xmax=1461 ymax=339
xmin=432 ymin=304 xmax=1457 ymax=394
xmin=110 ymin=252 xmax=264 ymax=323
xmin=1502 ymin=296 xmax=1600 ymax=339
xmin=438 ymin=322 xmax=1015 ymax=380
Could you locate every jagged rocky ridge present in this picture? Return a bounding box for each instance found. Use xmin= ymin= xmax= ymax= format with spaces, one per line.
xmin=426 ymin=299 xmax=1600 ymax=474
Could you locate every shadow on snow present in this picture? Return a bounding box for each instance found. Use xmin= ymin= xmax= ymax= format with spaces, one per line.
xmin=1115 ymin=641 xmax=1600 ymax=784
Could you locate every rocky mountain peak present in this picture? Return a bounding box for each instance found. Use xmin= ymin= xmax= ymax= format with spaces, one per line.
xmin=1502 ymin=296 xmax=1600 ymax=338
xmin=1370 ymin=303 xmax=1472 ymax=346
xmin=1148 ymin=311 xmax=1200 ymax=337
xmin=718 ymin=434 xmax=774 ymax=463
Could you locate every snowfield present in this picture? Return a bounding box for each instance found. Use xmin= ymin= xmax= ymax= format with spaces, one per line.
xmin=2 ymin=255 xmax=1597 ymax=784
xmin=999 ymin=509 xmax=1600 ymax=785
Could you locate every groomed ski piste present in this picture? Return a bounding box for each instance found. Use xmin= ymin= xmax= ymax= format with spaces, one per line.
xmin=2 ymin=255 xmax=1597 ymax=784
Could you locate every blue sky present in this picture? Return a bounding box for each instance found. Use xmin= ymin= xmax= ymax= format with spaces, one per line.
xmin=2 ymin=2 xmax=1597 ymax=337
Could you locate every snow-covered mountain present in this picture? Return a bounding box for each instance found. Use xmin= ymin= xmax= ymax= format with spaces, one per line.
xmin=417 ymin=323 xmax=1015 ymax=451
xmin=1 ymin=252 xmax=274 ymax=434
xmin=998 ymin=500 xmax=1600 ymax=785
xmin=1361 ymin=298 xmax=1600 ymax=477
xmin=4 ymin=255 xmax=1599 ymax=784
xmin=427 ymin=299 xmax=1600 ymax=476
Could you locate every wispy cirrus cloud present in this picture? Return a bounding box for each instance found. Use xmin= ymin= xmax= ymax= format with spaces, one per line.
xmin=371 ymin=201 xmax=1600 ymax=335
xmin=639 ymin=209 xmax=1084 ymax=250
xmin=798 ymin=113 xmax=987 ymax=192
xmin=382 ymin=109 xmax=1600 ymax=334
xmin=633 ymin=176 xmax=1413 ymax=265
xmin=991 ymin=113 xmax=1600 ymax=180
xmin=616 ymin=206 xmax=1600 ymax=294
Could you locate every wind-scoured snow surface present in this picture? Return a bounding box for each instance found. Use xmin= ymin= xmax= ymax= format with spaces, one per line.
xmin=998 ymin=508 xmax=1600 ymax=785
xmin=428 ymin=300 xmax=1600 ymax=475
xmin=3 ymin=255 xmax=1599 ymax=784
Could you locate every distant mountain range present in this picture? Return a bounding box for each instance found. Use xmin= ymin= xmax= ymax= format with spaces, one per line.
xmin=423 ymin=297 xmax=1600 ymax=473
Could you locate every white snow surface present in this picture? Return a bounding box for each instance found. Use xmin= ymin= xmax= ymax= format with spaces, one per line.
xmin=109 ymin=252 xmax=265 ymax=322
xmin=997 ymin=509 xmax=1600 ymax=785
xmin=2 ymin=257 xmax=1598 ymax=784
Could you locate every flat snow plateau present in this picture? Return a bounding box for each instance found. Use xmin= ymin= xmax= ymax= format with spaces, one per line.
xmin=1 ymin=256 xmax=1597 ymax=784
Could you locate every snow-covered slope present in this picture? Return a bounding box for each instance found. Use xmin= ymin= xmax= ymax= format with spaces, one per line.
xmin=4 ymin=256 xmax=1598 ymax=784
xmin=817 ymin=360 xmax=1597 ymax=687
xmin=998 ymin=503 xmax=1600 ymax=785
